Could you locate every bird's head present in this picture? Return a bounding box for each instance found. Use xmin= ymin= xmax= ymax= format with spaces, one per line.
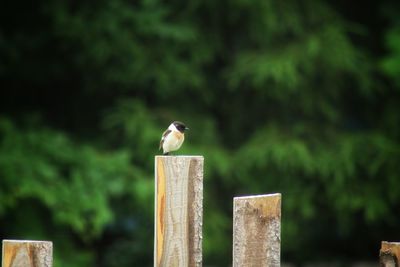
xmin=172 ymin=121 xmax=189 ymax=133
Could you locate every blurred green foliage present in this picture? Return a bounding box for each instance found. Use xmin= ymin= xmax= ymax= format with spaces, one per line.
xmin=1 ymin=0 xmax=400 ymax=266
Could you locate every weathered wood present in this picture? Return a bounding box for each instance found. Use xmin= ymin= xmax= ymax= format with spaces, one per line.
xmin=154 ymin=156 xmax=203 ymax=267
xmin=233 ymin=193 xmax=281 ymax=267
xmin=380 ymin=241 xmax=400 ymax=267
xmin=2 ymin=240 xmax=53 ymax=267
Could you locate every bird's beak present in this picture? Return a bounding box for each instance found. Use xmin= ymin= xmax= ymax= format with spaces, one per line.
xmin=185 ymin=127 xmax=189 ymax=130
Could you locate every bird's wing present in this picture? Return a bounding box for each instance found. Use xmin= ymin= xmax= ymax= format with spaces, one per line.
xmin=159 ymin=129 xmax=171 ymax=150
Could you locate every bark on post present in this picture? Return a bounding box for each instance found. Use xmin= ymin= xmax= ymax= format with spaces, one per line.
xmin=2 ymin=240 xmax=53 ymax=267
xmin=380 ymin=241 xmax=400 ymax=267
xmin=233 ymin=193 xmax=281 ymax=267
xmin=154 ymin=156 xmax=203 ymax=267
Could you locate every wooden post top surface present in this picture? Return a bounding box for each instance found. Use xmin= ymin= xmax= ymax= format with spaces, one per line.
xmin=155 ymin=155 xmax=204 ymax=158
xmin=234 ymin=193 xmax=282 ymax=199
xmin=234 ymin=193 xmax=281 ymax=200
xmin=234 ymin=193 xmax=281 ymax=218
xmin=381 ymin=241 xmax=400 ymax=247
xmin=2 ymin=240 xmax=52 ymax=243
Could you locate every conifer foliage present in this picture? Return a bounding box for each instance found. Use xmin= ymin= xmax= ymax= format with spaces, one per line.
xmin=0 ymin=0 xmax=399 ymax=266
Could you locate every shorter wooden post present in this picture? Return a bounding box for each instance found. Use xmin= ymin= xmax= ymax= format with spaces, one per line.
xmin=380 ymin=241 xmax=400 ymax=267
xmin=2 ymin=239 xmax=53 ymax=267
xmin=154 ymin=156 xmax=203 ymax=267
xmin=233 ymin=193 xmax=281 ymax=267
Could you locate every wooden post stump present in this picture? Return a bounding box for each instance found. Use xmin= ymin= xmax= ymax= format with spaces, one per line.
xmin=154 ymin=156 xmax=203 ymax=267
xmin=233 ymin=193 xmax=281 ymax=267
xmin=380 ymin=241 xmax=400 ymax=267
xmin=2 ymin=240 xmax=53 ymax=267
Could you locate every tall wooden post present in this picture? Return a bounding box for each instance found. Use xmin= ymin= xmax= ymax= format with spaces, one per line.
xmin=2 ymin=239 xmax=53 ymax=267
xmin=380 ymin=241 xmax=400 ymax=267
xmin=154 ymin=156 xmax=203 ymax=267
xmin=233 ymin=193 xmax=281 ymax=267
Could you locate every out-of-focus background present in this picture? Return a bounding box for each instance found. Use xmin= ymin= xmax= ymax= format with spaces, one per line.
xmin=1 ymin=0 xmax=399 ymax=266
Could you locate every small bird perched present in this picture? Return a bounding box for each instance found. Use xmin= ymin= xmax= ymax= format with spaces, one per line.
xmin=159 ymin=121 xmax=189 ymax=155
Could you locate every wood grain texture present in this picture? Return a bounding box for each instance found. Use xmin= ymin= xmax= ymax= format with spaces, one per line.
xmin=2 ymin=240 xmax=52 ymax=267
xmin=155 ymin=156 xmax=203 ymax=267
xmin=233 ymin=193 xmax=281 ymax=267
xmin=380 ymin=241 xmax=400 ymax=267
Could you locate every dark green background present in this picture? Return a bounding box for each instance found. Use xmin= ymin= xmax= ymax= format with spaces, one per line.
xmin=1 ymin=0 xmax=400 ymax=266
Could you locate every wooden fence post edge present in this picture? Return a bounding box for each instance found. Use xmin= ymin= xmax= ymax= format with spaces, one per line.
xmin=154 ymin=155 xmax=204 ymax=267
xmin=233 ymin=193 xmax=281 ymax=267
xmin=380 ymin=241 xmax=400 ymax=267
xmin=2 ymin=239 xmax=53 ymax=267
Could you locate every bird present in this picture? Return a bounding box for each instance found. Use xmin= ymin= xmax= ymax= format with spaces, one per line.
xmin=159 ymin=121 xmax=189 ymax=155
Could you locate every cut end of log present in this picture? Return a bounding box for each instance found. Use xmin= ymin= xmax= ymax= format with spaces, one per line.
xmin=234 ymin=193 xmax=281 ymax=220
xmin=155 ymin=155 xmax=204 ymax=159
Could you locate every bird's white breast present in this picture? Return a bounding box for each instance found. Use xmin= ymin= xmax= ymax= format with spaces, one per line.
xmin=162 ymin=130 xmax=184 ymax=153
